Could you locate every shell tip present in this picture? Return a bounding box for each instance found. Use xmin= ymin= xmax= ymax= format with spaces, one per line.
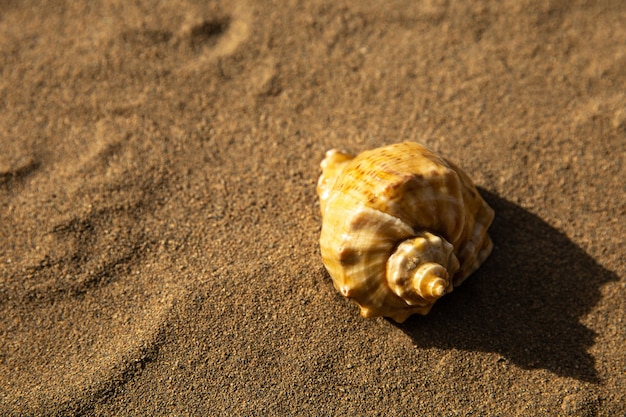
xmin=430 ymin=280 xmax=447 ymax=298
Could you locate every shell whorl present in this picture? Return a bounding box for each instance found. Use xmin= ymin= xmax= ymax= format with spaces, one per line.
xmin=386 ymin=232 xmax=460 ymax=306
xmin=318 ymin=142 xmax=494 ymax=323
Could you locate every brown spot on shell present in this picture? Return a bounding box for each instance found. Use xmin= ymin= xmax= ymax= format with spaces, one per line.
xmin=338 ymin=247 xmax=359 ymax=266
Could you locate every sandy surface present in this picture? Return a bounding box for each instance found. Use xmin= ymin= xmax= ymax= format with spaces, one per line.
xmin=1 ymin=1 xmax=625 ymax=415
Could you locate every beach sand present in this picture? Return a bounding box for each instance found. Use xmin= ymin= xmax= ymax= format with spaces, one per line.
xmin=1 ymin=1 xmax=624 ymax=415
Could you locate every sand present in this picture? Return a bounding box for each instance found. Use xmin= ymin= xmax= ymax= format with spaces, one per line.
xmin=1 ymin=0 xmax=625 ymax=415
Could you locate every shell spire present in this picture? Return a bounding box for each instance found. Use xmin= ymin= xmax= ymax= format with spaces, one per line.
xmin=317 ymin=142 xmax=494 ymax=323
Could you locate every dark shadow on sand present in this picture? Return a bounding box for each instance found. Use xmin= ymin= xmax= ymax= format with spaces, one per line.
xmin=396 ymin=190 xmax=618 ymax=383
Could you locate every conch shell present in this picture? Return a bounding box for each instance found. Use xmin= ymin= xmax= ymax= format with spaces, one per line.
xmin=317 ymin=142 xmax=494 ymax=323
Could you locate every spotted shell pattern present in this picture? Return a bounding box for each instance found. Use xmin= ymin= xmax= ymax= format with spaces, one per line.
xmin=317 ymin=142 xmax=494 ymax=323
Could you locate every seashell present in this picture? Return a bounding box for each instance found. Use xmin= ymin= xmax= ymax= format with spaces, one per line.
xmin=317 ymin=142 xmax=494 ymax=323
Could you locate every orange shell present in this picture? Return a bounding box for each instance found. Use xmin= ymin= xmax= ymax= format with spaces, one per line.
xmin=317 ymin=142 xmax=494 ymax=322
